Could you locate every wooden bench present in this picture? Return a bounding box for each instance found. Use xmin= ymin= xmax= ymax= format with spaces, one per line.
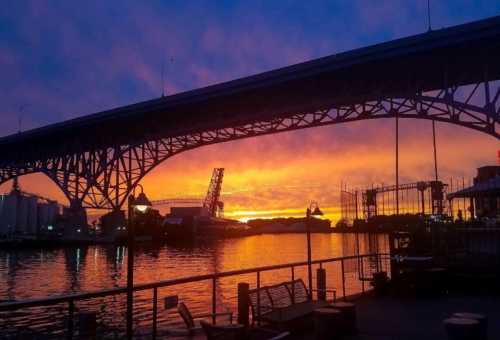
xmin=249 ymin=279 xmax=336 ymax=325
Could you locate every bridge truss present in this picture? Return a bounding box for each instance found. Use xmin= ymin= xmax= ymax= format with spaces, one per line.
xmin=0 ymin=76 xmax=499 ymax=211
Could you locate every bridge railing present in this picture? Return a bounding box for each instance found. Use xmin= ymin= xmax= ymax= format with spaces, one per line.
xmin=0 ymin=252 xmax=390 ymax=339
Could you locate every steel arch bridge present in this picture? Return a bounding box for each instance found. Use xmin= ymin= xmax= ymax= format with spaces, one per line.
xmin=1 ymin=15 xmax=500 ymax=211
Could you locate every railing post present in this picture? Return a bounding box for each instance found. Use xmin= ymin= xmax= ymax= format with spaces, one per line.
xmin=67 ymin=300 xmax=74 ymax=340
xmin=237 ymin=282 xmax=250 ymax=326
xmin=152 ymin=287 xmax=157 ymax=340
xmin=256 ymin=271 xmax=261 ymax=326
xmin=212 ymin=277 xmax=217 ymax=324
xmin=341 ymin=258 xmax=346 ymax=300
xmin=316 ymin=267 xmax=326 ymax=301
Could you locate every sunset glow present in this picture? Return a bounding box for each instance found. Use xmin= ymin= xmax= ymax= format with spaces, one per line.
xmin=0 ymin=2 xmax=499 ymax=224
xmin=2 ymin=3 xmax=500 ymax=339
xmin=1 ymin=119 xmax=497 ymax=224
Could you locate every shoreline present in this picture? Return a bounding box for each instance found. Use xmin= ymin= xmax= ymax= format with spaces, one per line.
xmin=0 ymin=229 xmax=381 ymax=249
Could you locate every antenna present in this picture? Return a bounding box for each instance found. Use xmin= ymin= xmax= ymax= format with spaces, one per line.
xmin=427 ymin=0 xmax=432 ymax=32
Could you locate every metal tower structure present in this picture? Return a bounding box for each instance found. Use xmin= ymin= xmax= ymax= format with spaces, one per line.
xmin=203 ymin=168 xmax=224 ymax=218
xmin=360 ymin=180 xmax=447 ymax=219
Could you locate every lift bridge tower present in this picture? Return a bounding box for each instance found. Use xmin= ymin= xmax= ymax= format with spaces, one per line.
xmin=203 ymin=168 xmax=224 ymax=218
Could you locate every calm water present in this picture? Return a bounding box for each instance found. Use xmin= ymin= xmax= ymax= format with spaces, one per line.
xmin=0 ymin=233 xmax=388 ymax=337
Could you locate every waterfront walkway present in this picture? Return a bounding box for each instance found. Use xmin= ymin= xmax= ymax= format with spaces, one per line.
xmin=164 ymin=293 xmax=500 ymax=339
xmin=343 ymin=293 xmax=500 ymax=339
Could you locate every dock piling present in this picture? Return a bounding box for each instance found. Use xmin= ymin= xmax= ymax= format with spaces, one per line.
xmin=237 ymin=282 xmax=250 ymax=326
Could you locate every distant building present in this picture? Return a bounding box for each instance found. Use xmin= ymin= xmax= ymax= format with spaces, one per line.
xmin=38 ymin=201 xmax=59 ymax=232
xmin=0 ymin=194 xmax=16 ymax=236
xmin=62 ymin=206 xmax=88 ymax=238
xmin=0 ymin=190 xmax=61 ymax=237
xmin=99 ymin=210 xmax=127 ymax=236
xmin=473 ymin=166 xmax=500 ymax=218
xmin=475 ymin=166 xmax=500 ymax=183
xmin=26 ymin=196 xmax=38 ymax=234
xmin=448 ymin=165 xmax=500 ymax=220
xmin=16 ymin=194 xmax=28 ymax=234
xmin=168 ymin=206 xmax=209 ymax=218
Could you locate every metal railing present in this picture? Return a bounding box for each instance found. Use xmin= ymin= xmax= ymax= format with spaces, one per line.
xmin=0 ymin=252 xmax=390 ymax=339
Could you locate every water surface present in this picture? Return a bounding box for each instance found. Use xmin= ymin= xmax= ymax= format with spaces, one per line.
xmin=0 ymin=233 xmax=389 ymax=337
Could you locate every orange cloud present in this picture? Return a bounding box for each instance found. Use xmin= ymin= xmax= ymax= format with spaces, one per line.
xmin=3 ymin=117 xmax=495 ymax=224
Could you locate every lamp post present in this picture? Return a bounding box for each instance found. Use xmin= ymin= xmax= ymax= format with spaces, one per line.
xmin=126 ymin=184 xmax=151 ymax=340
xmin=306 ymin=202 xmax=323 ymax=298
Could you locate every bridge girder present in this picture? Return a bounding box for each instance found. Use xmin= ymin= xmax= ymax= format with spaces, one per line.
xmin=1 ymin=75 xmax=499 ymax=210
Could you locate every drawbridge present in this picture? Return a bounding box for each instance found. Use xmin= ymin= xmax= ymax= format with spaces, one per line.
xmin=150 ymin=168 xmax=225 ymax=218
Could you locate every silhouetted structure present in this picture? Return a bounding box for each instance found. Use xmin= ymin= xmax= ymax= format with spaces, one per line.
xmin=448 ymin=166 xmax=500 ymax=220
xmin=0 ymin=16 xmax=498 ymax=225
xmin=203 ymin=168 xmax=224 ymax=218
xmin=341 ymin=180 xmax=447 ymax=224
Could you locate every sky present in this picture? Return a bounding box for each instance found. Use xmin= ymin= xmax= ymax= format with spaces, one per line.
xmin=1 ymin=1 xmax=499 ymax=223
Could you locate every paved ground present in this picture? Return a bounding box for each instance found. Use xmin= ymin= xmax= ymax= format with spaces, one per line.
xmin=153 ymin=293 xmax=500 ymax=339
xmin=343 ymin=293 xmax=500 ymax=340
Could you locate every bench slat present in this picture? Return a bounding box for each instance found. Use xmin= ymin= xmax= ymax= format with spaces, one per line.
xmin=267 ymin=284 xmax=292 ymax=308
xmin=285 ymin=280 xmax=309 ymax=304
xmin=249 ymin=288 xmax=273 ymax=318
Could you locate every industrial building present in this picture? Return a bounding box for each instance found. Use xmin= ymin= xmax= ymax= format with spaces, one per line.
xmin=0 ymin=181 xmax=60 ymax=238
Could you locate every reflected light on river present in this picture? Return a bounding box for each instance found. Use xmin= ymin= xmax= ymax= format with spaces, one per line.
xmin=0 ymin=233 xmax=388 ymax=335
xmin=0 ymin=233 xmax=388 ymax=299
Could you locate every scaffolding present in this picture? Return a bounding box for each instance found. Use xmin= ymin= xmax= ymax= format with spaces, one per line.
xmin=340 ymin=189 xmax=359 ymax=225
xmin=340 ymin=180 xmax=449 ymax=223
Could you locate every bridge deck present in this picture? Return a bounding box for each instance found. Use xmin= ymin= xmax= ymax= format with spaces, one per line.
xmin=1 ymin=15 xmax=500 ymax=158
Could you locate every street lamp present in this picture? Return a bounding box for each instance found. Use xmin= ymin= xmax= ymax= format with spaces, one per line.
xmin=126 ymin=184 xmax=151 ymax=340
xmin=306 ymin=202 xmax=323 ymax=298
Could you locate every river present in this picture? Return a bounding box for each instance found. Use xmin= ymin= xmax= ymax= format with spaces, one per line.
xmin=0 ymin=233 xmax=389 ymax=338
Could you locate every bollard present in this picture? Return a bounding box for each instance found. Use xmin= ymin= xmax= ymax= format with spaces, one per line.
xmin=329 ymin=301 xmax=357 ymax=334
xmin=237 ymin=282 xmax=250 ymax=326
xmin=314 ymin=308 xmax=342 ymax=339
xmin=316 ymin=268 xmax=327 ymax=301
xmin=444 ymin=317 xmax=480 ymax=340
xmin=452 ymin=313 xmax=487 ymax=340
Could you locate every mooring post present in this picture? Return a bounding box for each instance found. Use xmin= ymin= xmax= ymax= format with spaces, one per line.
xmin=237 ymin=282 xmax=250 ymax=326
xmin=316 ymin=268 xmax=327 ymax=301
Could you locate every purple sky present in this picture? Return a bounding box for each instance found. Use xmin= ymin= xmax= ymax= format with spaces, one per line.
xmin=1 ymin=1 xmax=499 ymax=135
